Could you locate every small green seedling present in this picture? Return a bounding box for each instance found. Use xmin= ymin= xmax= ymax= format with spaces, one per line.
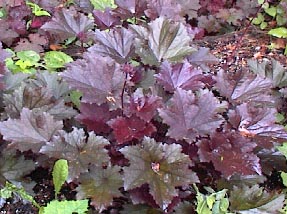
xmin=90 ymin=0 xmax=116 ymax=11
xmin=44 ymin=51 xmax=73 ymax=71
xmin=194 ymin=184 xmax=230 ymax=214
xmin=0 ymin=159 xmax=88 ymax=214
xmin=5 ymin=50 xmax=41 ymax=74
xmin=26 ymin=2 xmax=51 ymax=17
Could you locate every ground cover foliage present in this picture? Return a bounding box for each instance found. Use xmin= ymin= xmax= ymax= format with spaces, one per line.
xmin=1 ymin=0 xmax=287 ymax=213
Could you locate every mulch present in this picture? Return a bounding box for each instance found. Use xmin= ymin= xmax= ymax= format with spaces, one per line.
xmin=194 ymin=26 xmax=287 ymax=72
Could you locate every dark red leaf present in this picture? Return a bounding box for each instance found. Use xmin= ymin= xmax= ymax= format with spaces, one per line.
xmin=76 ymin=102 xmax=121 ymax=134
xmin=197 ymin=130 xmax=261 ymax=178
xmin=125 ymin=88 xmax=162 ymax=122
xmin=108 ymin=115 xmax=156 ymax=144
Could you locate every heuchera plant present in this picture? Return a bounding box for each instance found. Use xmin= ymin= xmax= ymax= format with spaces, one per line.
xmin=1 ymin=0 xmax=287 ymax=213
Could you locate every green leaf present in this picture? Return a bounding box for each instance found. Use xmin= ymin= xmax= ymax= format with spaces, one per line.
xmin=44 ymin=51 xmax=73 ymax=70
xmin=76 ymin=165 xmax=123 ymax=212
xmin=17 ymin=50 xmax=40 ymax=64
xmin=0 ymin=182 xmax=13 ymax=199
xmin=260 ymin=21 xmax=267 ymax=30
xmin=90 ymin=0 xmax=116 ymax=11
xmin=258 ymin=0 xmax=264 ymax=5
xmin=195 ymin=188 xmax=212 ymax=214
xmin=0 ymin=181 xmax=40 ymax=208
xmin=26 ymin=2 xmax=51 ymax=16
xmin=206 ymin=195 xmax=216 ymax=209
xmin=252 ymin=13 xmax=264 ymax=25
xmin=277 ymin=14 xmax=287 ymax=26
xmin=120 ymin=137 xmax=199 ymax=210
xmin=69 ymin=90 xmax=82 ymax=108
xmin=194 ymin=185 xmax=229 ymax=214
xmin=264 ymin=6 xmax=277 ymax=17
xmin=41 ymin=200 xmax=89 ymax=214
xmin=268 ymin=27 xmax=287 ymax=38
xmin=281 ymin=171 xmax=287 ymax=187
xmin=15 ymin=59 xmax=33 ymax=69
xmin=52 ymin=159 xmax=68 ymax=198
xmin=277 ymin=142 xmax=287 ymax=159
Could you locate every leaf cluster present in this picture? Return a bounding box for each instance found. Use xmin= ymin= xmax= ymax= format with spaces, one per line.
xmin=0 ymin=0 xmax=287 ymax=213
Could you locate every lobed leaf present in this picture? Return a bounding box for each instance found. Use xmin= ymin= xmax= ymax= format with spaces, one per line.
xmin=197 ymin=130 xmax=261 ymax=178
xmin=61 ymin=52 xmax=126 ymax=107
xmin=229 ymin=103 xmax=287 ymax=148
xmin=124 ymin=88 xmax=162 ymax=122
xmin=248 ymin=58 xmax=287 ymax=88
xmin=156 ymin=60 xmax=207 ymax=92
xmin=76 ymin=102 xmax=121 ymax=134
xmin=120 ymin=137 xmax=199 ymax=209
xmin=214 ymin=69 xmax=274 ymax=105
xmin=76 ymin=165 xmax=123 ymax=212
xmin=108 ymin=115 xmax=156 ymax=144
xmin=131 ymin=16 xmax=196 ymax=65
xmin=158 ymin=88 xmax=226 ymax=142
xmin=91 ymin=28 xmax=135 ymax=64
xmin=41 ymin=7 xmax=94 ymax=42
xmin=229 ymin=184 xmax=284 ymax=212
xmin=0 ymin=108 xmax=63 ymax=153
xmin=40 ymin=128 xmax=110 ymax=181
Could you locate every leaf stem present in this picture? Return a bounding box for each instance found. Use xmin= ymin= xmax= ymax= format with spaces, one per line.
xmin=121 ymin=71 xmax=128 ymax=115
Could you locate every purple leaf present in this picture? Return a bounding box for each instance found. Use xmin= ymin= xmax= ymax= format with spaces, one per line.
xmin=156 ymin=60 xmax=207 ymax=92
xmin=188 ymin=47 xmax=218 ymax=68
xmin=0 ymin=42 xmax=11 ymax=90
xmin=76 ymin=102 xmax=121 ymax=134
xmin=214 ymin=69 xmax=274 ymax=105
xmin=0 ymin=153 xmax=36 ymax=182
xmin=114 ymin=0 xmax=147 ymax=19
xmin=14 ymin=33 xmax=48 ymax=53
xmin=125 ymin=88 xmax=162 ymax=122
xmin=131 ymin=17 xmax=196 ymax=65
xmin=91 ymin=28 xmax=135 ymax=63
xmin=41 ymin=7 xmax=94 ymax=42
xmin=93 ymin=8 xmax=121 ymax=30
xmin=120 ymin=137 xmax=199 ymax=209
xmin=248 ymin=58 xmax=287 ymax=88
xmin=61 ymin=51 xmax=126 ymax=107
xmin=197 ymin=130 xmax=261 ymax=178
xmin=229 ymin=184 xmax=285 ymax=211
xmin=177 ymin=0 xmax=200 ymax=19
xmin=229 ymin=103 xmax=287 ymax=148
xmin=40 ymin=128 xmax=110 ymax=181
xmin=145 ymin=0 xmax=182 ymax=20
xmin=76 ymin=165 xmax=123 ymax=212
xmin=158 ymin=88 xmax=227 ymax=142
xmin=0 ymin=20 xmax=19 ymax=46
xmin=0 ymin=108 xmax=63 ymax=153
